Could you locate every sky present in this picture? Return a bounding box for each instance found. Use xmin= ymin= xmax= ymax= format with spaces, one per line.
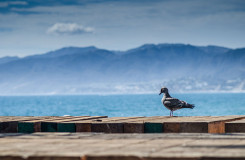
xmin=0 ymin=0 xmax=245 ymax=57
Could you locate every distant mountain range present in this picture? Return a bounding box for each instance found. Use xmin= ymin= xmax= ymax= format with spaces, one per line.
xmin=0 ymin=43 xmax=244 ymax=95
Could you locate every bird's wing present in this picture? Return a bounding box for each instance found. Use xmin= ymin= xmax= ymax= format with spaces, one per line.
xmin=164 ymin=97 xmax=182 ymax=108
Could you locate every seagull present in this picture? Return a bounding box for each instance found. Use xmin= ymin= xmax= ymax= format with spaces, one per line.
xmin=159 ymin=87 xmax=195 ymax=116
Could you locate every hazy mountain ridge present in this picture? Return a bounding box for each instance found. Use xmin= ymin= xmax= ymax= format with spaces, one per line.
xmin=0 ymin=44 xmax=244 ymax=95
xmin=0 ymin=56 xmax=19 ymax=65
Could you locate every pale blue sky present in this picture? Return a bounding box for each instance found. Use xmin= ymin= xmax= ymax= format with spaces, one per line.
xmin=0 ymin=0 xmax=245 ymax=57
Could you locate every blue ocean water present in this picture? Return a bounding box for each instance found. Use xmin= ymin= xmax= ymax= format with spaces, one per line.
xmin=0 ymin=93 xmax=244 ymax=117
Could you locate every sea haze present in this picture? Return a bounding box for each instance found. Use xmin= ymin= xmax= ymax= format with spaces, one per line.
xmin=0 ymin=43 xmax=244 ymax=94
xmin=0 ymin=93 xmax=244 ymax=117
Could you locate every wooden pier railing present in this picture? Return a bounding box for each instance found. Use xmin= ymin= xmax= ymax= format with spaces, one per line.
xmin=1 ymin=116 xmax=245 ymax=133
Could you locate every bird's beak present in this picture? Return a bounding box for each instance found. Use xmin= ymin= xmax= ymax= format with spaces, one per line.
xmin=159 ymin=92 xmax=162 ymax=95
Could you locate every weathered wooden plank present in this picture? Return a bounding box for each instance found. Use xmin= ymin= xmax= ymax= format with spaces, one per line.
xmin=0 ymin=121 xmax=18 ymax=133
xmin=41 ymin=122 xmax=57 ymax=132
xmin=163 ymin=122 xmax=181 ymax=133
xmin=56 ymin=116 xmax=108 ymax=122
xmin=226 ymin=123 xmax=245 ymax=133
xmin=40 ymin=116 xmax=91 ymax=122
xmin=18 ymin=122 xmax=34 ymax=133
xmin=89 ymin=117 xmax=143 ymax=123
xmin=76 ymin=123 xmax=91 ymax=132
xmin=208 ymin=121 xmax=225 ymax=133
xmin=91 ymin=123 xmax=124 ymax=133
xmin=124 ymin=123 xmax=144 ymax=133
xmin=57 ymin=123 xmax=76 ymax=132
xmin=144 ymin=122 xmax=163 ymax=133
xmin=1 ymin=116 xmax=51 ymax=122
xmin=225 ymin=119 xmax=245 ymax=133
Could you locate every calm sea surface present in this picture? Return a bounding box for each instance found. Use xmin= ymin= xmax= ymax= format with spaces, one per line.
xmin=0 ymin=93 xmax=244 ymax=117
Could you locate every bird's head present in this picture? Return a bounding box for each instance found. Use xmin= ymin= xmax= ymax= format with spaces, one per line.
xmin=159 ymin=87 xmax=168 ymax=95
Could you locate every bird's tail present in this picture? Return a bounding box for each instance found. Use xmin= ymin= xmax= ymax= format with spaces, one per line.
xmin=182 ymin=103 xmax=195 ymax=109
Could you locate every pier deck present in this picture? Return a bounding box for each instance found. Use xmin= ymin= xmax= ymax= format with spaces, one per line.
xmin=1 ymin=132 xmax=245 ymax=160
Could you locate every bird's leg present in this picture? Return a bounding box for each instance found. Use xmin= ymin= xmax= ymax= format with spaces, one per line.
xmin=172 ymin=111 xmax=174 ymax=117
xmin=170 ymin=110 xmax=173 ymax=117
